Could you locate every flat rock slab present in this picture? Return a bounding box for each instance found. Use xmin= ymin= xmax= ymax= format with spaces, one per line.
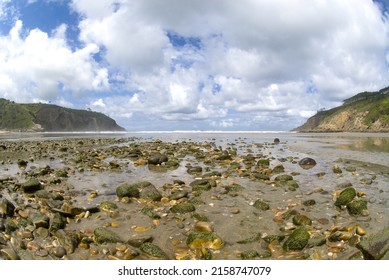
xmin=357 ymin=226 xmax=389 ymax=260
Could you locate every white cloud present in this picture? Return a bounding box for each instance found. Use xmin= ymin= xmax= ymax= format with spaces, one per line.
xmin=0 ymin=20 xmax=109 ymax=102
xmin=2 ymin=0 xmax=389 ymax=130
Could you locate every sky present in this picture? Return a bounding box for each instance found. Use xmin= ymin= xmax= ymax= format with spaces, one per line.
xmin=1 ymin=0 xmax=389 ymax=131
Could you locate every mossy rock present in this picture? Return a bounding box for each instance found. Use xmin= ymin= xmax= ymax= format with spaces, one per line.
xmin=275 ymin=174 xmax=294 ymax=181
xmin=139 ymin=242 xmax=169 ymax=259
xmin=99 ymin=201 xmax=118 ymax=212
xmin=141 ymin=206 xmax=161 ymax=219
xmin=292 ymin=214 xmax=312 ymax=226
xmin=272 ymin=164 xmax=285 ymax=174
xmin=237 ymin=232 xmax=261 ymax=244
xmin=241 ymin=250 xmax=259 ymax=260
xmin=224 ymin=184 xmax=243 ymax=192
xmin=257 ymin=158 xmax=270 ymax=167
xmin=21 ymin=178 xmax=41 ymax=193
xmin=335 ymin=187 xmax=356 ymax=207
xmin=282 ymin=226 xmax=310 ymax=251
xmin=139 ymin=183 xmax=162 ymax=201
xmin=116 ymin=183 xmax=140 ymax=198
xmin=356 ymin=226 xmax=389 ymax=260
xmin=94 ymin=227 xmax=122 ymax=244
xmin=263 ymin=235 xmax=285 ymax=244
xmin=347 ymin=199 xmax=368 ymax=216
xmin=170 ymin=202 xmax=196 ymax=214
xmin=35 ymin=190 xmax=51 ymax=199
xmin=186 ymin=231 xmax=224 ymax=250
xmin=49 ymin=212 xmax=65 ymax=231
xmin=192 ymin=212 xmax=209 ymax=222
xmin=253 ymin=199 xmax=270 ymax=210
xmin=302 ymin=199 xmax=316 ymax=206
xmin=190 ymin=179 xmax=216 ymax=192
xmin=252 ymin=172 xmax=270 ymax=181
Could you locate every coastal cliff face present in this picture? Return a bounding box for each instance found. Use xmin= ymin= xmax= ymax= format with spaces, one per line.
xmin=0 ymin=98 xmax=125 ymax=132
xmin=294 ymin=87 xmax=389 ymax=132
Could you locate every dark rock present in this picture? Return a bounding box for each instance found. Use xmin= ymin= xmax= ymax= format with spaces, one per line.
xmin=50 ymin=212 xmax=65 ymax=231
xmin=302 ymin=199 xmax=316 ymax=206
xmin=0 ymin=198 xmax=15 ymax=218
xmin=283 ymin=226 xmax=310 ymax=251
xmin=94 ymin=227 xmax=122 ymax=244
xmin=187 ymin=166 xmax=202 ymax=174
xmin=148 ymin=153 xmax=168 ymax=165
xmin=51 ymin=246 xmax=67 ymax=258
xmin=31 ymin=212 xmax=50 ymax=228
xmin=224 ymin=184 xmax=244 ymax=192
xmin=298 ymin=158 xmax=317 ymax=169
xmin=335 ymin=187 xmax=356 ymax=207
xmin=263 ymin=235 xmax=285 ymax=244
xmin=336 ymin=182 xmax=353 ymax=189
xmin=21 ymin=178 xmax=41 ymax=193
xmin=140 ymin=242 xmax=169 ymax=259
xmin=357 ymin=227 xmax=389 ymax=259
xmin=347 ymin=199 xmax=368 ymax=216
xmin=190 ymin=179 xmax=216 ymax=192
xmin=307 ymin=234 xmax=327 ymax=248
xmin=35 ymin=190 xmax=51 ymax=199
xmin=273 ymin=138 xmax=280 ymax=144
xmin=272 ymin=164 xmax=285 ymax=174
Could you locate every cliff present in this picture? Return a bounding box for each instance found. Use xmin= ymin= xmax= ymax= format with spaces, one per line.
xmin=0 ymin=98 xmax=125 ymax=132
xmin=294 ymin=87 xmax=389 ymax=132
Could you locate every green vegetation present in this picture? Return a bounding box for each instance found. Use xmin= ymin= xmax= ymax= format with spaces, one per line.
xmin=295 ymin=87 xmax=389 ymax=131
xmin=0 ymin=98 xmax=125 ymax=132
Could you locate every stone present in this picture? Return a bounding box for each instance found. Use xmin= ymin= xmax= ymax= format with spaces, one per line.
xmin=50 ymin=212 xmax=65 ymax=231
xmin=140 ymin=242 xmax=169 ymax=259
xmin=31 ymin=212 xmax=50 ymax=228
xmin=273 ymin=138 xmax=280 ymax=144
xmin=94 ymin=227 xmax=122 ymax=244
xmin=141 ymin=206 xmax=161 ymax=219
xmin=170 ymin=202 xmax=195 ymax=214
xmin=302 ymin=199 xmax=316 ymax=206
xmin=187 ymin=166 xmax=202 ymax=174
xmin=21 ymin=178 xmax=41 ymax=193
xmin=148 ymin=153 xmax=168 ymax=165
xmin=292 ymin=214 xmax=312 ymax=226
xmin=186 ymin=231 xmax=224 ymax=250
xmin=237 ymin=232 xmax=261 ymax=244
xmin=298 ymin=158 xmax=317 ymax=169
xmin=139 ymin=182 xmax=162 ymax=201
xmin=274 ymin=174 xmax=293 ymax=181
xmin=0 ymin=198 xmax=15 ymax=218
xmin=357 ymin=227 xmax=389 ymax=260
xmin=190 ymin=179 xmax=216 ymax=192
xmin=116 ymin=183 xmax=140 ymax=198
xmin=335 ymin=187 xmax=356 ymax=207
xmin=257 ymin=158 xmax=270 ymax=167
xmin=169 ymin=190 xmax=188 ymax=200
xmin=253 ymin=199 xmax=270 ymax=210
xmin=283 ymin=226 xmax=310 ymax=251
xmin=241 ymin=250 xmax=259 ymax=260
xmin=347 ymin=200 xmax=368 ymax=216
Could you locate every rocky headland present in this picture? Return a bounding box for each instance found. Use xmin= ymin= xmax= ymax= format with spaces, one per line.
xmin=0 ymin=98 xmax=125 ymax=132
xmin=294 ymin=87 xmax=389 ymax=132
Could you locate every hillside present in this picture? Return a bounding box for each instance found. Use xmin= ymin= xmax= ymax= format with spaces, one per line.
xmin=294 ymin=87 xmax=389 ymax=132
xmin=0 ymin=98 xmax=125 ymax=132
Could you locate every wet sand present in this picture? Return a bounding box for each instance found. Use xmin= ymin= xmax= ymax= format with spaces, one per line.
xmin=0 ymin=132 xmax=388 ymax=260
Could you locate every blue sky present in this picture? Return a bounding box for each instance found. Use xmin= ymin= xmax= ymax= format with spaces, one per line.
xmin=1 ymin=0 xmax=389 ymax=131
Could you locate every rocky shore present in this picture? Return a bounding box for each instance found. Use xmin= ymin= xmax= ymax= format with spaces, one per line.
xmin=0 ymin=136 xmax=388 ymax=260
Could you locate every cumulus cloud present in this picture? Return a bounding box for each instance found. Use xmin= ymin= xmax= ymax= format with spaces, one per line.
xmin=2 ymin=0 xmax=389 ymax=130
xmin=0 ymin=20 xmax=109 ymax=102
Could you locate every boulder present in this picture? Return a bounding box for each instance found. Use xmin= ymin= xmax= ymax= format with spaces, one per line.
xmin=283 ymin=226 xmax=310 ymax=251
xmin=357 ymin=227 xmax=389 ymax=259
xmin=335 ymin=187 xmax=356 ymax=207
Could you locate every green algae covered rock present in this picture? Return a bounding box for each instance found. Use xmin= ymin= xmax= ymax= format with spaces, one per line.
xmin=347 ymin=199 xmax=368 ymax=215
xmin=186 ymin=231 xmax=224 ymax=250
xmin=170 ymin=202 xmax=196 ymax=214
xmin=335 ymin=187 xmax=356 ymax=207
xmin=94 ymin=227 xmax=122 ymax=244
xmin=283 ymin=226 xmax=310 ymax=251
xmin=140 ymin=242 xmax=169 ymax=259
